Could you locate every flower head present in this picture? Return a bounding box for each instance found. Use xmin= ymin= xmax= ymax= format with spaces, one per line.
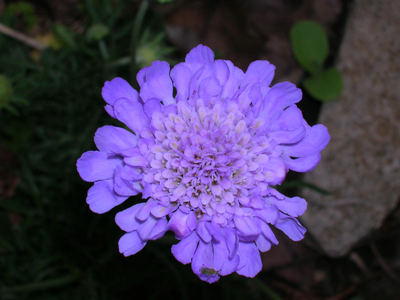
xmin=77 ymin=45 xmax=330 ymax=283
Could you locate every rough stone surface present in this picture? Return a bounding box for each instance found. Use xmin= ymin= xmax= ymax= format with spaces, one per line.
xmin=301 ymin=0 xmax=400 ymax=257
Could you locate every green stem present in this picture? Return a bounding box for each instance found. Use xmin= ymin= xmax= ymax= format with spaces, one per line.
xmin=0 ymin=273 xmax=80 ymax=294
xmin=279 ymin=180 xmax=332 ymax=195
xmin=130 ymin=0 xmax=149 ymax=86
xmin=252 ymin=277 xmax=283 ymax=300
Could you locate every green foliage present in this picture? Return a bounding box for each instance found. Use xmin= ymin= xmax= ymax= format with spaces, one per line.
xmin=290 ymin=21 xmax=328 ymax=75
xmin=303 ymin=67 xmax=343 ymax=101
xmin=4 ymin=2 xmax=37 ymax=31
xmin=86 ymin=24 xmax=110 ymax=42
xmin=52 ymin=24 xmax=78 ymax=50
xmin=0 ymin=74 xmax=13 ymax=108
xmin=290 ymin=20 xmax=343 ymax=102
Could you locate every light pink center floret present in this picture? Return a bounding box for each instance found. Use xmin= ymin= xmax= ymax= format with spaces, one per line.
xmin=142 ymin=98 xmax=282 ymax=227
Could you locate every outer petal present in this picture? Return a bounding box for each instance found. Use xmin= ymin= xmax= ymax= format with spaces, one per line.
xmin=199 ymin=77 xmax=222 ymax=104
xmin=241 ymin=60 xmax=275 ymax=88
xmin=185 ymin=44 xmax=214 ymax=72
xmin=221 ymin=227 xmax=238 ymax=259
xmin=191 ymin=240 xmax=220 ymax=283
xmin=143 ymin=98 xmax=162 ymax=119
xmin=114 ymin=165 xmax=143 ymax=196
xmin=213 ymin=240 xmax=240 ymax=276
xmin=115 ymin=203 xmax=145 ymax=232
xmin=137 ymin=216 xmax=168 ymax=240
xmin=270 ymin=104 xmax=304 ymax=132
xmin=136 ymin=200 xmax=159 ymax=221
xmin=270 ymin=196 xmax=307 ymax=217
xmin=168 ymin=210 xmax=196 ymax=239
xmin=283 ymin=124 xmax=330 ymax=157
xmin=77 ymin=151 xmax=122 ymax=182
xmin=171 ymin=63 xmax=192 ymax=101
xmin=255 ymin=234 xmax=273 ymax=252
xmin=86 ymin=179 xmax=128 ymax=213
xmin=236 ymin=242 xmax=262 ymax=277
xmin=171 ymin=231 xmax=200 ymax=264
xmin=254 ymin=205 xmax=279 ymax=224
xmin=94 ymin=125 xmax=139 ymax=154
xmin=260 ymin=82 xmax=302 ymax=119
xmin=259 ymin=220 xmax=278 ymax=245
xmin=283 ymin=153 xmax=321 ymax=172
xmin=274 ymin=213 xmax=306 ymax=241
xmin=137 ymin=61 xmax=175 ymax=106
xmin=118 ymin=231 xmax=147 ymax=257
xmin=234 ymin=216 xmax=261 ymax=238
xmin=217 ymin=60 xmax=244 ymax=99
xmin=196 ymin=220 xmax=212 ymax=243
xmin=113 ymin=98 xmax=150 ymax=134
xmin=102 ymin=77 xmax=139 ymax=105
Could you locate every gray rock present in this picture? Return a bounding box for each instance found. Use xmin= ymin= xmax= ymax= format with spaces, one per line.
xmin=300 ymin=0 xmax=400 ymax=257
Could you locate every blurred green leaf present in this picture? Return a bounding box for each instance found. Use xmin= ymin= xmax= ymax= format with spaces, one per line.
xmin=0 ymin=74 xmax=13 ymax=108
xmin=290 ymin=20 xmax=328 ymax=75
xmin=86 ymin=24 xmax=109 ymax=41
xmin=304 ymin=67 xmax=343 ymax=101
xmin=52 ymin=24 xmax=78 ymax=50
xmin=4 ymin=2 xmax=37 ymax=31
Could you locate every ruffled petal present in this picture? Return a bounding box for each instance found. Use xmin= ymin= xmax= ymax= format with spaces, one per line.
xmin=171 ymin=63 xmax=192 ymax=101
xmin=143 ymin=98 xmax=163 ymax=119
xmin=259 ymin=220 xmax=278 ymax=245
xmin=236 ymin=242 xmax=262 ymax=277
xmin=94 ymin=125 xmax=139 ymax=154
xmin=274 ymin=213 xmax=307 ymax=241
xmin=283 ymin=153 xmax=321 ymax=172
xmin=191 ymin=240 xmax=220 ymax=283
xmin=221 ymin=227 xmax=238 ymax=259
xmin=136 ymin=200 xmax=159 ymax=221
xmin=270 ymin=195 xmax=307 ymax=217
xmin=150 ymin=204 xmax=175 ymax=218
xmin=171 ymin=231 xmax=200 ymax=264
xmin=197 ymin=220 xmax=212 ymax=243
xmin=118 ymin=231 xmax=147 ymax=257
xmin=241 ymin=60 xmax=275 ymax=89
xmin=185 ymin=44 xmax=214 ymax=72
xmin=283 ymin=124 xmax=330 ymax=157
xmin=86 ymin=179 xmax=128 ymax=213
xmin=254 ymin=205 xmax=279 ymax=224
xmin=255 ymin=233 xmax=272 ymax=252
xmin=114 ymin=165 xmax=143 ymax=196
xmin=260 ymin=82 xmax=302 ymax=119
xmin=262 ymin=157 xmax=288 ymax=185
xmin=113 ymin=98 xmax=150 ymax=134
xmin=137 ymin=216 xmax=168 ymax=240
xmin=199 ymin=77 xmax=222 ymax=104
xmin=213 ymin=239 xmax=239 ymax=276
xmin=137 ymin=61 xmax=175 ymax=106
xmin=115 ymin=203 xmax=145 ymax=232
xmin=168 ymin=209 xmax=196 ymax=239
xmin=234 ymin=216 xmax=261 ymax=237
xmin=102 ymin=77 xmax=139 ymax=105
xmin=218 ymin=60 xmax=244 ymax=99
xmin=77 ymin=151 xmax=122 ymax=182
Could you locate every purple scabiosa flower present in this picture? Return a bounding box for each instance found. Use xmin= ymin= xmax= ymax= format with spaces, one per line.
xmin=77 ymin=45 xmax=330 ymax=283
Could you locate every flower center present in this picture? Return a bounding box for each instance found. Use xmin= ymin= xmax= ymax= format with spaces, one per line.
xmin=143 ymin=99 xmax=276 ymax=226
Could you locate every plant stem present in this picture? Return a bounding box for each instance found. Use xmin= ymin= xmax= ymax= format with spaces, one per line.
xmin=0 ymin=23 xmax=46 ymax=50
